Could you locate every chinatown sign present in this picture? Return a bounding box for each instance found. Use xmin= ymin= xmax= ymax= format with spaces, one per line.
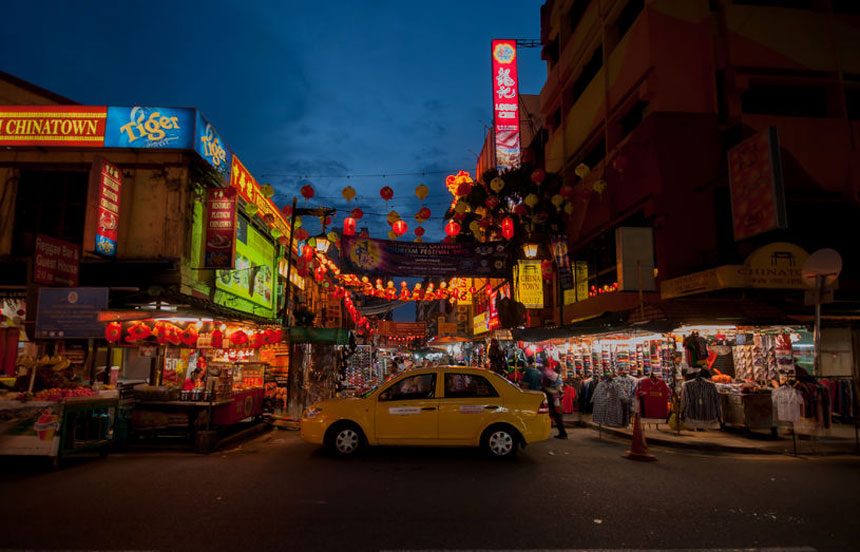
xmin=0 ymin=106 xmax=107 ymax=147
xmin=516 ymin=260 xmax=544 ymax=308
xmin=661 ymin=242 xmax=811 ymax=300
xmin=491 ymin=39 xmax=520 ymax=170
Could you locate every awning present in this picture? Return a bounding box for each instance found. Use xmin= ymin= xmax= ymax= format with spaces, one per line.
xmin=512 ymin=311 xmax=628 ymax=343
xmin=288 ymin=327 xmax=350 ymax=345
xmin=628 ymin=298 xmax=793 ymax=329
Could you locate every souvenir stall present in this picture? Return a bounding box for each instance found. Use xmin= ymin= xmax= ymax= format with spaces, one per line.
xmin=102 ymin=315 xmax=280 ymax=450
xmin=285 ymin=327 xmax=350 ymax=419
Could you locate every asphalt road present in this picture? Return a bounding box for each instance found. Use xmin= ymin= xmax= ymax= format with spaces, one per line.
xmin=0 ymin=428 xmax=857 ymax=552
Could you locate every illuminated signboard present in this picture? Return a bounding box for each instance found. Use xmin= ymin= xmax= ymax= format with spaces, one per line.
xmin=728 ymin=127 xmax=787 ymax=241
xmin=516 ymin=260 xmax=544 ymax=308
xmin=0 ymin=106 xmax=106 ymax=147
xmin=230 ymin=155 xmax=290 ymax=239
xmin=473 ymin=312 xmax=489 ymax=335
xmin=204 ymin=188 xmax=238 ymax=269
xmin=491 ymin=39 xmax=520 ymax=170
xmin=89 ymin=157 xmax=122 ymax=257
xmin=195 ymin=112 xmax=232 ymax=181
xmin=216 ymin=217 xmax=275 ymax=309
xmin=104 ymin=106 xmax=195 ymax=149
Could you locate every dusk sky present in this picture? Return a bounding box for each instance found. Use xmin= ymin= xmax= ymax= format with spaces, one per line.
xmin=1 ymin=0 xmax=544 ymax=242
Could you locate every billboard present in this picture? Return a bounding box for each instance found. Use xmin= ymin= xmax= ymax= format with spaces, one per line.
xmin=728 ymin=127 xmax=787 ymax=241
xmin=0 ymin=106 xmax=106 ymax=147
xmin=204 ymin=187 xmax=238 ymax=269
xmin=341 ymin=236 xmax=509 ymax=278
xmin=195 ymin=112 xmax=232 ymax=181
xmin=90 ymin=157 xmax=123 ymax=257
xmin=104 ymin=106 xmax=195 ymax=149
xmin=216 ymin=217 xmax=275 ymax=309
xmin=491 ymin=39 xmax=520 ymax=171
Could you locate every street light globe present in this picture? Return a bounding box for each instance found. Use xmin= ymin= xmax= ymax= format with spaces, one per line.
xmin=522 ymin=242 xmax=539 ymax=259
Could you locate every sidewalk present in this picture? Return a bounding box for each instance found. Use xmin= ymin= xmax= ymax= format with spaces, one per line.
xmin=563 ymin=414 xmax=860 ymax=456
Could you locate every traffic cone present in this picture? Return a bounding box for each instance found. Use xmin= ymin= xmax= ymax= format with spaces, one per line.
xmin=623 ymin=413 xmax=657 ymax=462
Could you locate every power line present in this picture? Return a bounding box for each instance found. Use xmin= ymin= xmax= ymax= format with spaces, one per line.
xmin=257 ymin=168 xmax=473 ymax=179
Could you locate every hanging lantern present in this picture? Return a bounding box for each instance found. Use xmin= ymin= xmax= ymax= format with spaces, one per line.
xmin=501 ymin=216 xmax=515 ymax=240
xmin=541 ymin=259 xmax=554 ymax=280
xmin=612 ymin=154 xmax=629 ymax=174
xmin=592 ymin=179 xmax=608 ymax=195
xmin=327 ymin=231 xmax=339 ymax=244
xmin=380 ymin=186 xmax=394 ymax=201
xmin=524 ymin=194 xmax=539 ymax=208
xmin=386 ymin=210 xmax=400 ymax=225
xmin=485 ymin=196 xmax=500 ymax=209
xmin=387 ymin=230 xmax=397 ymax=240
xmin=392 ymin=219 xmax=408 ymax=237
xmin=349 ymin=207 xmax=364 ymax=221
xmin=551 ymin=194 xmax=565 ymax=208
xmin=281 ymin=204 xmax=292 ymax=218
xmin=454 ymin=200 xmax=468 ymax=214
xmin=295 ymin=227 xmax=309 ymax=242
xmin=104 ymin=322 xmax=122 ymax=344
xmin=245 ymin=203 xmax=258 ymax=216
xmin=456 ymin=181 xmax=472 ymax=197
xmin=341 ymin=185 xmax=356 ymax=201
xmin=564 ymin=202 xmax=575 ymax=214
xmin=300 ymin=184 xmax=315 ymax=200
xmin=513 ymin=203 xmax=528 ymax=217
xmin=260 ymin=184 xmax=275 ymax=198
xmin=490 ymin=177 xmax=505 ymax=193
xmin=415 ymin=183 xmax=429 ymax=201
xmin=414 ymin=226 xmax=425 ymax=237
xmin=574 ymin=163 xmax=590 ymax=178
xmin=444 ymin=220 xmax=461 ymax=238
xmin=294 ymin=216 xmax=303 ymax=228
xmin=302 ymin=243 xmax=314 ymax=260
xmin=559 ymin=184 xmax=576 ymax=199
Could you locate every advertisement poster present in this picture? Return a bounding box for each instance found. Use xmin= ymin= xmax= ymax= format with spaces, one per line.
xmin=728 ymin=127 xmax=787 ymax=241
xmin=90 ymin=157 xmax=122 ymax=257
xmin=33 ymin=234 xmax=79 ymax=287
xmin=104 ymin=106 xmax=194 ymax=149
xmin=0 ymin=105 xmax=106 ymax=147
xmin=491 ymin=39 xmax=521 ymax=170
xmin=216 ymin=217 xmax=275 ymax=309
xmin=0 ymin=402 xmax=63 ymax=457
xmin=36 ymin=287 xmax=109 ymax=339
xmin=204 ymin=187 xmax=237 ymax=269
xmin=516 ymin=260 xmax=544 ymax=308
xmin=195 ymin=112 xmax=232 ymax=181
xmin=341 ymin=235 xmax=509 ymax=278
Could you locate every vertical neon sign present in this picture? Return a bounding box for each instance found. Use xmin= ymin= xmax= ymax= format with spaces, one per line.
xmin=492 ymin=39 xmax=520 ymax=171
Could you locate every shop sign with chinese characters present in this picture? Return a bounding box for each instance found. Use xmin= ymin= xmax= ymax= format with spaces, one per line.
xmin=90 ymin=158 xmax=122 ymax=257
xmin=0 ymin=106 xmax=107 ymax=147
xmin=491 ymin=39 xmax=520 ymax=170
xmin=34 ymin=235 xmax=79 ymax=287
xmin=230 ymin=155 xmax=290 ymax=238
xmin=204 ymin=188 xmax=237 ymax=269
xmin=728 ymin=127 xmax=787 ymax=241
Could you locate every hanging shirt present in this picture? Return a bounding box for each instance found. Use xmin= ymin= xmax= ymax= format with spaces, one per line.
xmin=772 ymin=385 xmax=804 ymax=423
xmin=592 ymin=379 xmax=627 ymax=427
xmin=636 ymin=376 xmax=672 ymax=419
xmin=680 ymin=378 xmax=721 ymax=422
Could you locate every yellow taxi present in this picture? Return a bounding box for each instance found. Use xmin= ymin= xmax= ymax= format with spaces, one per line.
xmin=301 ymin=365 xmax=551 ymax=458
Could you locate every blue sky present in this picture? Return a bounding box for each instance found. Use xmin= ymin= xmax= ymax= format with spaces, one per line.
xmin=1 ymin=0 xmax=545 ymax=319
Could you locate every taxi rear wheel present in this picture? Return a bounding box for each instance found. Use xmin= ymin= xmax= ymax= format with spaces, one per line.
xmin=325 ymin=422 xmax=365 ymax=457
xmin=481 ymin=425 xmax=520 ymax=458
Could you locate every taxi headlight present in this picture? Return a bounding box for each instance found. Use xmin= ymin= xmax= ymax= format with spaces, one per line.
xmin=304 ymin=406 xmax=323 ymax=419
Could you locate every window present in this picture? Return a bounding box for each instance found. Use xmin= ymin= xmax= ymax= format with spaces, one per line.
xmin=741 ymin=83 xmax=832 ymax=117
xmin=444 ymin=373 xmax=499 ymax=398
xmin=569 ymin=46 xmax=604 ymax=103
xmin=379 ymin=374 xmax=436 ymax=401
xmin=581 ymin=138 xmax=606 ymax=171
xmin=548 ymin=107 xmax=562 ymax=131
xmin=614 ymin=0 xmax=644 ymax=43
xmin=846 ymin=88 xmax=860 ymax=120
xmin=619 ymin=100 xmax=648 ymax=138
xmin=566 ymin=0 xmax=592 ymax=38
xmin=12 ymin=170 xmax=89 ymax=256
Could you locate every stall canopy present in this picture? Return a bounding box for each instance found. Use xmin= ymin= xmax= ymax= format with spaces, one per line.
xmin=628 ymin=298 xmax=792 ymax=332
xmin=288 ymin=327 xmax=350 ymax=345
xmin=512 ymin=312 xmax=627 ymax=343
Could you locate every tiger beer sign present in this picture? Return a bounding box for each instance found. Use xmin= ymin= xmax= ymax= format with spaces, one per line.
xmin=0 ymin=106 xmax=107 ymax=147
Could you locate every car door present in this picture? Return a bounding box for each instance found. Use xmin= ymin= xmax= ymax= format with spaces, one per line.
xmin=374 ymin=372 xmax=439 ymax=445
xmin=437 ymin=372 xmax=504 ymax=444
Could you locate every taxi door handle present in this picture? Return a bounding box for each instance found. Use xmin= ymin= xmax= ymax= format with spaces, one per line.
xmin=484 ymin=405 xmax=500 ymax=410
xmin=421 ymin=406 xmax=437 ymax=411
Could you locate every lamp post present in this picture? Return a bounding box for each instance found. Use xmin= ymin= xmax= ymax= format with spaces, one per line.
xmin=282 ymin=202 xmax=336 ymax=328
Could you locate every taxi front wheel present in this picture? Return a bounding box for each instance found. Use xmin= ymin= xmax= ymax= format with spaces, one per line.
xmin=481 ymin=425 xmax=520 ymax=458
xmin=325 ymin=422 xmax=366 ymax=457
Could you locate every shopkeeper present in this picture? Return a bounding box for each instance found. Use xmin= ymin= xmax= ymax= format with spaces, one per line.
xmin=183 ymin=367 xmax=205 ymax=391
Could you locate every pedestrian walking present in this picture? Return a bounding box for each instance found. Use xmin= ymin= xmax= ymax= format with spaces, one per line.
xmin=542 ymin=365 xmax=568 ymax=439
xmin=488 ymin=338 xmax=506 ymax=376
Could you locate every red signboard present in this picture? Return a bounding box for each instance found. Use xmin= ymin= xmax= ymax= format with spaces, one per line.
xmin=90 ymin=158 xmax=122 ymax=257
xmin=204 ymin=187 xmax=237 ymax=268
xmin=488 ymin=289 xmax=500 ymax=331
xmin=0 ymin=106 xmax=107 ymax=147
xmin=728 ymin=127 xmax=787 ymax=241
xmin=33 ymin=235 xmax=80 ymax=286
xmin=214 ymin=388 xmax=264 ymax=425
xmin=377 ymin=321 xmax=427 ymax=338
xmin=491 ymin=39 xmax=520 ymax=170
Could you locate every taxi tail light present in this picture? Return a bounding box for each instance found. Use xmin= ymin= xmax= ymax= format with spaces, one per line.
xmin=538 ymin=397 xmax=549 ymax=414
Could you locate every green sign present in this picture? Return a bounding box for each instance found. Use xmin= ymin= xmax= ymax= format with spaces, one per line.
xmin=216 ymin=217 xmax=275 ymax=310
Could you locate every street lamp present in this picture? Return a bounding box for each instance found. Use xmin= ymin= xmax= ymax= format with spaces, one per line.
xmin=315 ymin=233 xmax=331 ymax=254
xmin=521 ymin=242 xmax=539 ymax=259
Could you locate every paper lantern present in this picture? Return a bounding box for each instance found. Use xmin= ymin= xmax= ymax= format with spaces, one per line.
xmin=541 ymin=259 xmax=554 ymax=280
xmin=454 ymin=200 xmax=468 ymax=214
xmin=444 ymin=220 xmax=461 ymax=238
xmin=415 ymin=206 xmax=431 ymax=222
xmin=392 ymin=220 xmax=408 ymax=237
xmin=531 ymin=168 xmax=546 ymax=184
xmin=490 ymin=177 xmax=505 ymax=193
xmin=551 ymin=194 xmax=564 ymax=208
xmin=485 ymin=196 xmax=500 ymax=209
xmin=513 ymin=203 xmax=528 ymax=217
xmin=387 ymin=230 xmax=397 ymax=240
xmin=501 ymin=216 xmax=515 ymax=240
xmin=105 ymin=322 xmax=122 ymax=344
xmin=350 ymin=207 xmax=364 ymax=220
xmin=261 ymin=184 xmax=275 ymax=198
xmin=574 ymin=163 xmax=590 ymax=178
xmin=300 ymin=184 xmax=315 ymax=200
xmin=302 ymin=243 xmax=314 ymax=260
xmin=456 ymin=182 xmax=472 ymax=197
xmin=415 ymin=183 xmax=429 ymax=200
xmin=564 ymin=203 xmax=574 ymax=214
xmin=387 ymin=210 xmax=400 ymax=225
xmin=380 ymin=186 xmax=394 ymax=201
xmin=327 ymin=231 xmax=339 ymax=244
xmin=592 ymin=180 xmax=607 ymax=194
xmin=342 ymin=185 xmax=356 ymax=201
xmin=612 ymin=154 xmax=629 ymax=173
xmin=524 ymin=194 xmax=539 ymax=208
xmin=245 ymin=203 xmax=258 ymax=216
xmin=560 ymin=185 xmax=576 ymax=199
xmin=295 ymin=227 xmax=309 ymax=242
xmin=414 ymin=226 xmax=425 ymax=237
xmin=281 ymin=204 xmax=292 ymax=218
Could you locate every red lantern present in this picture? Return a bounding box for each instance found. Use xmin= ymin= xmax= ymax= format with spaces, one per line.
xmin=513 ymin=204 xmax=528 ymax=217
xmin=531 ymin=168 xmax=546 ymax=184
xmin=105 ymin=322 xmax=122 ymax=344
xmin=612 ymin=154 xmax=629 ymax=173
xmin=444 ymin=220 xmax=461 ymax=238
xmin=456 ymin=182 xmax=472 ymax=197
xmin=302 ymin=244 xmax=314 ymax=260
xmin=210 ymin=329 xmax=223 ymax=349
xmin=392 ymin=220 xmax=408 ymax=237
xmin=501 ymin=217 xmax=515 ymax=240
xmin=560 ymin=185 xmax=576 ymax=199
xmin=300 ymin=184 xmax=315 ymax=200
xmin=295 ymin=227 xmax=309 ymax=242
xmin=230 ymin=330 xmax=249 ymax=346
xmin=263 ymin=213 xmax=275 ymax=225
xmin=343 ymin=216 xmax=357 ymax=236
xmin=180 ymin=326 xmax=199 ymax=347
xmin=414 ymin=226 xmax=425 ymax=237
xmin=380 ymin=186 xmax=394 ymax=201
xmin=278 ymin=235 xmax=289 ymax=246
xmin=485 ymin=196 xmax=500 ymax=209
xmin=350 ymin=207 xmax=364 ymax=220
xmin=281 ymin=204 xmax=293 ymax=218
xmin=541 ymin=259 xmax=554 ymax=280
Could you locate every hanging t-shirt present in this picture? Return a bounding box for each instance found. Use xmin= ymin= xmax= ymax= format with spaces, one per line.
xmin=636 ymin=376 xmax=671 ymax=419
xmin=772 ymin=385 xmax=804 ymax=423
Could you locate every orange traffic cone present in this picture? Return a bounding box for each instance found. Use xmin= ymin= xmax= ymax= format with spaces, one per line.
xmin=623 ymin=413 xmax=657 ymax=462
